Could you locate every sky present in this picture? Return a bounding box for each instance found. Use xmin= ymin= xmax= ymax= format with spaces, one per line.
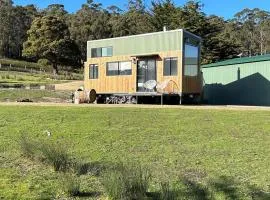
xmin=13 ymin=0 xmax=270 ymax=19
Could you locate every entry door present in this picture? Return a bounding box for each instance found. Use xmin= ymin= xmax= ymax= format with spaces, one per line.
xmin=137 ymin=59 xmax=156 ymax=92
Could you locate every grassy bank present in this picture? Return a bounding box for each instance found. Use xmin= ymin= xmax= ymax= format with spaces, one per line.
xmin=0 ymin=89 xmax=71 ymax=102
xmin=0 ymin=71 xmax=83 ymax=86
xmin=0 ymin=106 xmax=269 ymax=199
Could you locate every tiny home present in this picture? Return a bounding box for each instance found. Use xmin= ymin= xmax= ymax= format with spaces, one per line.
xmin=84 ymin=29 xmax=202 ymax=104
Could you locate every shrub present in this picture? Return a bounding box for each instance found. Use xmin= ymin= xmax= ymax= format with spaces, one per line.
xmin=19 ymin=135 xmax=70 ymax=172
xmin=40 ymin=142 xmax=69 ymax=172
xmin=62 ymin=174 xmax=81 ymax=197
xmin=102 ymin=163 xmax=150 ymax=200
xmin=158 ymin=182 xmax=179 ymax=200
xmin=19 ymin=135 xmax=37 ymax=158
xmin=73 ymin=161 xmax=90 ymax=175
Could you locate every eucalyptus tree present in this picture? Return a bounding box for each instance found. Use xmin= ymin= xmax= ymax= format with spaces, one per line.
xmin=23 ymin=16 xmax=80 ymax=74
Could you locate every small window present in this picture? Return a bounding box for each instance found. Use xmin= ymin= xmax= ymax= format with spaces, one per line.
xmin=107 ymin=61 xmax=132 ymax=76
xmin=89 ymin=64 xmax=98 ymax=79
xmin=91 ymin=47 xmax=113 ymax=58
xmin=164 ymin=57 xmax=177 ymax=76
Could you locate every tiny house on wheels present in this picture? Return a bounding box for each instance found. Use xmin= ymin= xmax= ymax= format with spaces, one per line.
xmin=83 ymin=29 xmax=202 ymax=104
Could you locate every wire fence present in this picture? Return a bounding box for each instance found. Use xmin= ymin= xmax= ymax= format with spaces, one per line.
xmin=0 ymin=63 xmax=50 ymax=74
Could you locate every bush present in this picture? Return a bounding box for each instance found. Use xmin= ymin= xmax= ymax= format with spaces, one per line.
xmin=62 ymin=174 xmax=81 ymax=197
xmin=37 ymin=59 xmax=51 ymax=69
xmin=19 ymin=135 xmax=70 ymax=172
xmin=102 ymin=163 xmax=150 ymax=200
xmin=158 ymin=182 xmax=179 ymax=200
xmin=40 ymin=142 xmax=69 ymax=172
xmin=19 ymin=135 xmax=37 ymax=158
xmin=73 ymin=161 xmax=91 ymax=175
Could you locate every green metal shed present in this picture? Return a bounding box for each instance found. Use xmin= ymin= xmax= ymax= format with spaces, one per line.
xmin=202 ymin=55 xmax=270 ymax=106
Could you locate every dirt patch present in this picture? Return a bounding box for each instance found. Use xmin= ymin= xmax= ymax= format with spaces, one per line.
xmin=54 ymin=81 xmax=83 ymax=91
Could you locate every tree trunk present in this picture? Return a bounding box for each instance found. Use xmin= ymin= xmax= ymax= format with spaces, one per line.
xmin=52 ymin=63 xmax=58 ymax=76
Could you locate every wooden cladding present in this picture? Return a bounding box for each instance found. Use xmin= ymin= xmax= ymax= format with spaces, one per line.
xmin=84 ymin=50 xmax=202 ymax=94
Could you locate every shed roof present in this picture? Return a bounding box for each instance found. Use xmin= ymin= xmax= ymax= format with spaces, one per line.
xmin=202 ymin=54 xmax=270 ymax=68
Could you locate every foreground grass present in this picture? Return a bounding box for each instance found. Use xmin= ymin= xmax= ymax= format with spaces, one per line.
xmin=0 ymin=89 xmax=71 ymax=102
xmin=0 ymin=106 xmax=269 ymax=199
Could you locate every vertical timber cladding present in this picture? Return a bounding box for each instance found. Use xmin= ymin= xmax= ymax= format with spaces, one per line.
xmin=85 ymin=29 xmax=201 ymax=94
xmin=85 ymin=51 xmax=183 ymax=94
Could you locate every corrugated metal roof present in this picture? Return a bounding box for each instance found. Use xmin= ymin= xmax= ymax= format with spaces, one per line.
xmin=202 ymin=54 xmax=270 ymax=68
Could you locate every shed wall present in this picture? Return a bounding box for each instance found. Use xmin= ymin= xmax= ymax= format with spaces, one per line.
xmin=202 ymin=61 xmax=270 ymax=106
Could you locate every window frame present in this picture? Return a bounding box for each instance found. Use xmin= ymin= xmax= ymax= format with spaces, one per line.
xmin=91 ymin=46 xmax=113 ymax=58
xmin=163 ymin=57 xmax=178 ymax=76
xmin=106 ymin=61 xmax=132 ymax=76
xmin=89 ymin=64 xmax=98 ymax=79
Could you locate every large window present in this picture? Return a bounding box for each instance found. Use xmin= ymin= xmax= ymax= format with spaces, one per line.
xmin=91 ymin=47 xmax=112 ymax=58
xmin=89 ymin=64 xmax=98 ymax=79
xmin=164 ymin=57 xmax=177 ymax=76
xmin=184 ymin=41 xmax=199 ymax=77
xmin=107 ymin=61 xmax=132 ymax=76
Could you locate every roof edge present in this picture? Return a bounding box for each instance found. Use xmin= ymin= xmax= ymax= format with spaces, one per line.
xmin=87 ymin=29 xmax=184 ymax=43
xmin=202 ymin=55 xmax=270 ymax=68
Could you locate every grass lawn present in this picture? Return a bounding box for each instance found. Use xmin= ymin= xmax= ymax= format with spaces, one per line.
xmin=0 ymin=89 xmax=71 ymax=102
xmin=0 ymin=106 xmax=269 ymax=199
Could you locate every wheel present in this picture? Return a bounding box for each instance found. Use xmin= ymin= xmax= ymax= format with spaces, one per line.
xmin=89 ymin=89 xmax=96 ymax=103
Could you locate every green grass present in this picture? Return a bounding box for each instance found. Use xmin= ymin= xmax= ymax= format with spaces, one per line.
xmin=0 ymin=71 xmax=83 ymax=86
xmin=0 ymin=89 xmax=71 ymax=102
xmin=0 ymin=106 xmax=269 ymax=199
xmin=0 ymin=58 xmax=43 ymax=70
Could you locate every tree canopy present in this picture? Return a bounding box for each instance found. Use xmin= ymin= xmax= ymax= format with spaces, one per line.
xmin=1 ymin=0 xmax=270 ymax=66
xmin=22 ymin=15 xmax=80 ymax=74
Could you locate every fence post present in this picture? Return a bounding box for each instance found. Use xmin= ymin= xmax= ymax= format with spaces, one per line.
xmin=0 ymin=63 xmax=1 ymax=69
xmin=9 ymin=64 xmax=11 ymax=71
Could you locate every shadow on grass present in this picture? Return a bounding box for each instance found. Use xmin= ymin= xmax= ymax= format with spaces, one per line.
xmin=76 ymin=191 xmax=101 ymax=197
xmin=147 ymin=175 xmax=269 ymax=200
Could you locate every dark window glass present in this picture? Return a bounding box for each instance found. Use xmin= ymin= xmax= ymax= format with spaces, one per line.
xmin=164 ymin=57 xmax=177 ymax=76
xmin=91 ymin=48 xmax=97 ymax=58
xmin=96 ymin=48 xmax=102 ymax=57
xmin=89 ymin=64 xmax=98 ymax=79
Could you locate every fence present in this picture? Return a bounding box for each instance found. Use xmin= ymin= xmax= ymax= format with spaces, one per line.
xmin=0 ymin=63 xmax=50 ymax=74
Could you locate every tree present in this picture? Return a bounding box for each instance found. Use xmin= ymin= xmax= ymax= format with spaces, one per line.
xmin=69 ymin=0 xmax=111 ymax=61
xmin=22 ymin=16 xmax=80 ymax=75
xmin=151 ymin=0 xmax=179 ymax=31
xmin=0 ymin=0 xmax=13 ymax=57
xmin=43 ymin=4 xmax=68 ymax=20
xmin=233 ymin=8 xmax=270 ymax=56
